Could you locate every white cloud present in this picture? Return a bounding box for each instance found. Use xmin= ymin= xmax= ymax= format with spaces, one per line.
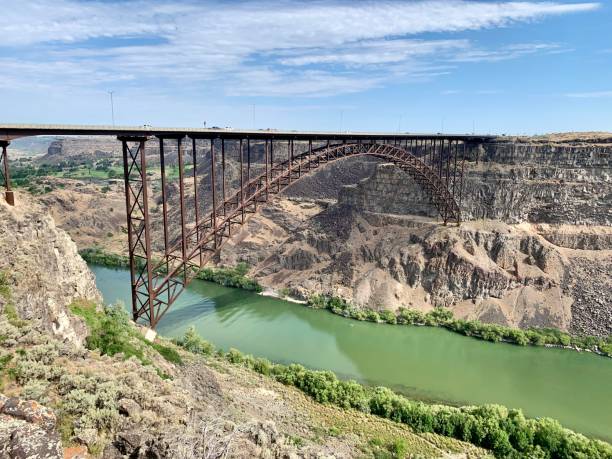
xmin=565 ymin=91 xmax=612 ymax=98
xmin=0 ymin=0 xmax=601 ymax=96
xmin=451 ymin=43 xmax=565 ymax=62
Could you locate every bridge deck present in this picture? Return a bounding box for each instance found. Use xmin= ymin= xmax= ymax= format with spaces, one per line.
xmin=0 ymin=124 xmax=494 ymax=141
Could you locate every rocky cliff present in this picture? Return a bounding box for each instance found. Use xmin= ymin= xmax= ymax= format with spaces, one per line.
xmin=0 ymin=193 xmax=100 ymax=345
xmin=337 ymin=135 xmax=612 ymax=226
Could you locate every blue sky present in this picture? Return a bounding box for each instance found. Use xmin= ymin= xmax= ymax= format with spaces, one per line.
xmin=0 ymin=0 xmax=610 ymax=134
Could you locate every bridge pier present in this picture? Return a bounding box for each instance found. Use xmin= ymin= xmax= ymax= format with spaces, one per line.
xmin=0 ymin=141 xmax=14 ymax=206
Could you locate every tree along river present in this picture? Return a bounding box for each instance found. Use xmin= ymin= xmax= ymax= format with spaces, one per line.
xmin=90 ymin=265 xmax=612 ymax=442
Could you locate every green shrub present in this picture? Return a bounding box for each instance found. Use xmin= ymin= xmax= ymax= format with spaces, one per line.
xmin=22 ymin=380 xmax=50 ymax=403
xmin=251 ymin=357 xmax=272 ymax=375
xmin=388 ymin=438 xmax=407 ymax=458
xmin=378 ymin=310 xmax=397 ymax=324
xmin=179 ymin=326 xmax=215 ymax=355
xmin=307 ymin=294 xmax=329 ymax=309
xmin=226 ymin=348 xmax=244 ymax=364
xmin=0 ymin=353 xmax=13 ymax=372
xmin=365 ymin=309 xmax=381 ymax=323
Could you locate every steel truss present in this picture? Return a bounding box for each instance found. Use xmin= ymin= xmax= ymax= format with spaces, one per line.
xmin=122 ymin=137 xmax=471 ymax=327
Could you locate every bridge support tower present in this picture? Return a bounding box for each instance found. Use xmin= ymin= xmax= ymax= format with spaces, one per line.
xmin=0 ymin=141 xmax=14 ymax=206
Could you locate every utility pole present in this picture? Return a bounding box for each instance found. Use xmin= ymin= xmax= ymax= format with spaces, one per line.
xmin=108 ymin=91 xmax=115 ymax=126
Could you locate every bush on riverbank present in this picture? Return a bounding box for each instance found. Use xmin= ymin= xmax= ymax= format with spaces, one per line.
xmin=195 ymin=262 xmax=262 ymax=292
xmin=79 ymin=247 xmax=135 ymax=269
xmin=307 ymin=295 xmax=612 ymax=357
xmin=176 ymin=328 xmax=612 ymax=458
xmin=80 ymin=248 xmax=262 ymax=292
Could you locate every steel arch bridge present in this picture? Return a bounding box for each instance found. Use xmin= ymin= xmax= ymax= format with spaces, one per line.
xmin=0 ymin=125 xmax=493 ymax=328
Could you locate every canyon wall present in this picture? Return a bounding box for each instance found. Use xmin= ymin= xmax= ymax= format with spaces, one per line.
xmin=0 ymin=194 xmax=101 ymax=345
xmin=337 ymin=135 xmax=612 ymax=226
xmin=219 ymin=135 xmax=612 ymax=336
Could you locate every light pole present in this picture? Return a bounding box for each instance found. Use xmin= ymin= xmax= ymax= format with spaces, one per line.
xmin=108 ymin=91 xmax=115 ymax=126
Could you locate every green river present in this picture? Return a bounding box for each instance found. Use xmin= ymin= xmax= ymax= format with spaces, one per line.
xmin=90 ymin=264 xmax=612 ymax=442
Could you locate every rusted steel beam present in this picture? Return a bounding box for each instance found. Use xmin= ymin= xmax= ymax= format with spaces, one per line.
xmin=119 ymin=136 xmax=156 ymax=326
xmin=0 ymin=141 xmax=14 ymax=206
xmin=444 ymin=140 xmax=453 ymax=224
xmin=247 ymin=138 xmax=251 ymax=183
xmin=158 ymin=138 xmax=170 ymax=273
xmin=120 ymin=139 xmax=138 ymax=322
xmin=210 ymin=139 xmax=218 ymax=249
xmin=452 ymin=139 xmax=459 ymax=198
xmin=239 ymin=139 xmax=245 ymax=223
xmin=458 ymin=141 xmax=467 ymax=225
xmin=287 ymin=139 xmax=292 ymax=185
xmin=221 ymin=139 xmax=226 ymax=216
xmin=191 ymin=138 xmax=202 ymax=266
xmin=308 ymin=140 xmax=312 ymax=171
xmin=177 ymin=138 xmax=189 ymax=280
xmin=264 ymin=139 xmax=269 ymax=200
xmin=430 ymin=138 xmax=435 ymax=168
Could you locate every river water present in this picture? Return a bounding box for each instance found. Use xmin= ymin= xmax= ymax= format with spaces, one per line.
xmin=90 ymin=264 xmax=612 ymax=442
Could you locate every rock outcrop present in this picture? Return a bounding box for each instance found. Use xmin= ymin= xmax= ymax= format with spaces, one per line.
xmin=0 ymin=395 xmax=63 ymax=459
xmin=0 ymin=194 xmax=100 ymax=346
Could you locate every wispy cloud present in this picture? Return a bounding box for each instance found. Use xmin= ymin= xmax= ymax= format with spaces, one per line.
xmin=0 ymin=0 xmax=601 ymax=97
xmin=565 ymin=90 xmax=612 ymax=98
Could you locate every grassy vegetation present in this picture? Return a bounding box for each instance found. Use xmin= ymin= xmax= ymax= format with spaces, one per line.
xmin=0 ymin=271 xmax=11 ymax=299
xmin=175 ymin=328 xmax=612 ymax=459
xmin=69 ymin=299 xmax=181 ymax=368
xmin=308 ymin=294 xmax=612 ymax=357
xmin=0 ymin=272 xmax=29 ymax=329
xmin=69 ymin=300 xmax=150 ymax=364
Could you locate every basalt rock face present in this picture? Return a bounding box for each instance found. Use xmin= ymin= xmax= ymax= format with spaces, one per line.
xmin=338 ymin=163 xmax=437 ymax=218
xmin=228 ymin=200 xmax=611 ymax=336
xmin=338 ymin=136 xmax=612 ymax=226
xmin=0 ymin=194 xmax=101 ymax=346
xmin=40 ymin=137 xmax=122 ymax=165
